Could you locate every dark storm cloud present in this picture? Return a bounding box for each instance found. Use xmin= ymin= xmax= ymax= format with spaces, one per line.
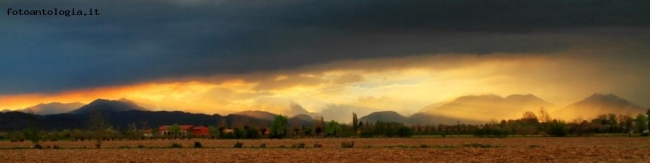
xmin=1 ymin=0 xmax=649 ymax=94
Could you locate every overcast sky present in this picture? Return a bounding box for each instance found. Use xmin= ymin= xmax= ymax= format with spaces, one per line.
xmin=1 ymin=0 xmax=649 ymax=117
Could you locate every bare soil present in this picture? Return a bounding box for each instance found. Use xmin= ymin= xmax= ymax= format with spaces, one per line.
xmin=1 ymin=137 xmax=650 ymax=162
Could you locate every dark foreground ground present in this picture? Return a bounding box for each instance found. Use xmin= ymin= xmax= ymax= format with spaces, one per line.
xmin=2 ymin=137 xmax=650 ymax=162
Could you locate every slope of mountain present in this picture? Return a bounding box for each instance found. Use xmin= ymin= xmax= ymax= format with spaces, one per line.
xmin=417 ymin=94 xmax=555 ymax=123
xmin=321 ymin=105 xmax=375 ymax=123
xmin=359 ymin=111 xmax=409 ymax=124
xmin=289 ymin=102 xmax=322 ymax=119
xmin=288 ymin=114 xmax=316 ymax=127
xmin=23 ymin=102 xmax=85 ymax=115
xmin=69 ymin=99 xmax=148 ymax=114
xmin=0 ymin=110 xmax=273 ymax=131
xmin=290 ymin=114 xmax=314 ymax=121
xmin=234 ymin=111 xmax=277 ymax=121
xmin=554 ymin=93 xmax=647 ymax=120
xmin=409 ymin=113 xmax=481 ymax=125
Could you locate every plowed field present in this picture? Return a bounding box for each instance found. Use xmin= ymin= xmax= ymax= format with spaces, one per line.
xmin=2 ymin=137 xmax=650 ymax=162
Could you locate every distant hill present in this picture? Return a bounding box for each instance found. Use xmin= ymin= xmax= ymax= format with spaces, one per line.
xmin=23 ymin=102 xmax=85 ymax=115
xmin=234 ymin=110 xmax=277 ymax=121
xmin=289 ymin=102 xmax=322 ymax=119
xmin=359 ymin=111 xmax=409 ymax=124
xmin=321 ymin=105 xmax=375 ymax=123
xmin=554 ymin=93 xmax=647 ymax=120
xmin=288 ymin=114 xmax=316 ymax=127
xmin=418 ymin=94 xmax=555 ymax=123
xmin=69 ymin=99 xmax=148 ymax=114
xmin=0 ymin=110 xmax=272 ymax=131
xmin=408 ymin=113 xmax=481 ymax=125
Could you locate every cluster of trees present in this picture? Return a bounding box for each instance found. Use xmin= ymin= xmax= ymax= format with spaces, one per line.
xmin=2 ymin=110 xmax=112 ymax=148
xmin=407 ymin=108 xmax=650 ymax=138
xmin=5 ymin=108 xmax=650 ymax=149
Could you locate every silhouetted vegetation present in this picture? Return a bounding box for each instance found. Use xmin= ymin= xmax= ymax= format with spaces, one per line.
xmin=341 ymin=141 xmax=354 ymax=148
xmin=291 ymin=143 xmax=306 ymax=148
xmin=88 ymin=110 xmax=110 ymax=148
xmin=269 ymin=115 xmax=288 ymax=139
xmin=194 ymin=141 xmax=202 ymax=148
xmin=233 ymin=141 xmax=243 ymax=148
xmin=2 ymin=106 xmax=649 ymax=141
xmin=170 ymin=142 xmax=183 ymax=148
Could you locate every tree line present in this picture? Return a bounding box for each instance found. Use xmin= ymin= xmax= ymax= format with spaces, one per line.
xmin=3 ymin=108 xmax=650 ymax=149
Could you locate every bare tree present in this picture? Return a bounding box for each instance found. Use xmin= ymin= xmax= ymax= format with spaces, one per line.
xmin=88 ymin=110 xmax=110 ymax=148
xmin=23 ymin=109 xmax=41 ymax=149
xmin=521 ymin=111 xmax=539 ymax=124
xmin=538 ymin=107 xmax=551 ymax=123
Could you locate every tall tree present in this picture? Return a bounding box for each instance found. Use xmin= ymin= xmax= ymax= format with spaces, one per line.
xmin=538 ymin=107 xmax=551 ymax=123
xmin=636 ymin=114 xmax=648 ymax=133
xmin=169 ymin=123 xmax=180 ymax=137
xmin=320 ymin=116 xmax=325 ymax=128
xmin=88 ymin=110 xmax=110 ymax=148
xmin=522 ymin=111 xmax=539 ymax=124
xmin=326 ymin=120 xmax=341 ymax=137
xmin=23 ymin=109 xmax=41 ymax=149
xmin=352 ymin=112 xmax=359 ymax=132
xmin=270 ymin=115 xmax=288 ymax=138
xmin=646 ymin=109 xmax=650 ymax=130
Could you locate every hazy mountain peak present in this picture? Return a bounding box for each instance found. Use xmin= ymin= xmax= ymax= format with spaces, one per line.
xmin=555 ymin=93 xmax=645 ymax=120
xmin=24 ymin=102 xmax=85 ymax=115
xmin=505 ymin=93 xmax=535 ymax=99
xmin=577 ymin=93 xmax=637 ymax=107
xmin=584 ymin=93 xmax=623 ymax=102
xmin=455 ymin=94 xmax=503 ymax=100
xmin=417 ymin=93 xmax=556 ymax=123
xmin=359 ymin=111 xmax=409 ymax=123
xmin=69 ymin=98 xmax=148 ymax=114
xmin=290 ymin=114 xmax=314 ymax=121
xmin=234 ymin=110 xmax=277 ymax=121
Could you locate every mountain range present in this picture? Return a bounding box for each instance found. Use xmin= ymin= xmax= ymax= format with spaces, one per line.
xmin=0 ymin=93 xmax=646 ymax=131
xmin=415 ymin=94 xmax=556 ymax=124
xmin=553 ymin=93 xmax=647 ymax=120
xmin=356 ymin=93 xmax=646 ymax=125
xmin=69 ymin=98 xmax=148 ymax=114
xmin=9 ymin=102 xmax=85 ymax=115
xmin=0 ymin=98 xmax=316 ymax=131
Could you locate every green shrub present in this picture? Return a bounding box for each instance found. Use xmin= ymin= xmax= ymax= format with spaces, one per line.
xmin=170 ymin=142 xmax=183 ymax=148
xmin=137 ymin=144 xmax=145 ymax=148
xmin=233 ymin=141 xmax=243 ymax=148
xmin=396 ymin=127 xmax=413 ymax=138
xmin=474 ymin=127 xmax=509 ymax=138
xmin=313 ymin=142 xmax=322 ymax=148
xmin=194 ymin=141 xmax=202 ymax=148
xmin=341 ymin=141 xmax=354 ymax=148
xmin=546 ymin=120 xmax=569 ymax=137
xmin=259 ymin=143 xmax=266 ymax=148
xmin=462 ymin=143 xmax=502 ymax=148
xmin=291 ymin=143 xmax=306 ymax=148
xmin=419 ymin=144 xmax=430 ymax=148
xmin=360 ymin=130 xmax=374 ymax=138
xmin=434 ymin=145 xmax=456 ymax=148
